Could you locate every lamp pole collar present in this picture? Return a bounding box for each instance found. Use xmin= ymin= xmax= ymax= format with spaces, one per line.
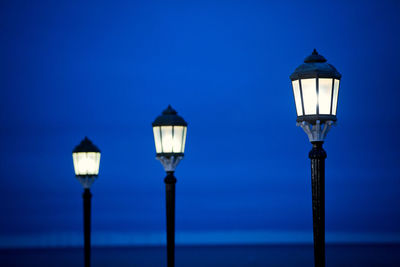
xmin=297 ymin=120 xmax=334 ymax=142
xmin=157 ymin=155 xmax=183 ymax=172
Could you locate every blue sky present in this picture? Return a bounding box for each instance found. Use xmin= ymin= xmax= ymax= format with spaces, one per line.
xmin=0 ymin=0 xmax=400 ymax=246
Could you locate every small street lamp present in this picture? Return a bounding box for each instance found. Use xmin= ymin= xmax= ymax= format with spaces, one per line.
xmin=152 ymin=105 xmax=187 ymax=267
xmin=290 ymin=49 xmax=341 ymax=267
xmin=72 ymin=137 xmax=101 ymax=267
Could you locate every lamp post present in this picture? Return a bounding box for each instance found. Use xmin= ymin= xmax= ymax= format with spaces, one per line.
xmin=290 ymin=49 xmax=341 ymax=267
xmin=152 ymin=105 xmax=187 ymax=267
xmin=72 ymin=137 xmax=101 ymax=267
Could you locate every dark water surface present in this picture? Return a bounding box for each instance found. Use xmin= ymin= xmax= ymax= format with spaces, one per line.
xmin=1 ymin=244 xmax=399 ymax=266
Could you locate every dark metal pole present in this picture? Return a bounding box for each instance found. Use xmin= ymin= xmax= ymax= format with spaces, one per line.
xmin=309 ymin=141 xmax=326 ymax=267
xmin=164 ymin=171 xmax=177 ymax=267
xmin=83 ymin=188 xmax=92 ymax=267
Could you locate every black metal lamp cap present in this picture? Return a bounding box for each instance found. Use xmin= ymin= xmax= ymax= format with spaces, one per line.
xmin=304 ymin=49 xmax=327 ymax=63
xmin=73 ymin=137 xmax=101 ymax=153
xmin=152 ymin=105 xmax=188 ymax=126
xmin=290 ymin=49 xmax=341 ymax=80
xmin=162 ymin=105 xmax=178 ymax=115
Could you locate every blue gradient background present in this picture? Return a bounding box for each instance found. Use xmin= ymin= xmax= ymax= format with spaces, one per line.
xmin=1 ymin=0 xmax=400 ymax=246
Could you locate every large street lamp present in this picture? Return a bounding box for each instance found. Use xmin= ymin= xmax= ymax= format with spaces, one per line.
xmin=290 ymin=49 xmax=341 ymax=267
xmin=152 ymin=105 xmax=187 ymax=267
xmin=72 ymin=137 xmax=101 ymax=267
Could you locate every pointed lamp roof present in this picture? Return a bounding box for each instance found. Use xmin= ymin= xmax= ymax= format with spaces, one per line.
xmin=152 ymin=105 xmax=188 ymax=126
xmin=290 ymin=49 xmax=341 ymax=80
xmin=73 ymin=137 xmax=101 ymax=153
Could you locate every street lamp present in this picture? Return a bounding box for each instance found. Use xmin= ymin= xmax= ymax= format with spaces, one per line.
xmin=72 ymin=137 xmax=101 ymax=267
xmin=290 ymin=49 xmax=341 ymax=267
xmin=152 ymin=105 xmax=187 ymax=267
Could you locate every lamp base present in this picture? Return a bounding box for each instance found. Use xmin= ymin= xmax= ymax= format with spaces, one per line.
xmin=297 ymin=120 xmax=334 ymax=142
xmin=157 ymin=156 xmax=183 ymax=172
xmin=77 ymin=176 xmax=97 ymax=189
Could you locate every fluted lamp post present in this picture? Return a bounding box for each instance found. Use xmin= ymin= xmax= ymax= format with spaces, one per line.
xmin=152 ymin=105 xmax=187 ymax=267
xmin=290 ymin=49 xmax=341 ymax=267
xmin=72 ymin=137 xmax=101 ymax=267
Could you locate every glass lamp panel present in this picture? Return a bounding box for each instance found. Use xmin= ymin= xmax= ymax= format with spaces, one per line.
xmin=318 ymin=78 xmax=333 ymax=114
xmin=73 ymin=152 xmax=101 ymax=176
xmin=93 ymin=152 xmax=101 ymax=174
xmin=301 ymin=78 xmax=317 ymax=115
xmin=172 ymin=126 xmax=184 ymax=153
xmin=182 ymin=127 xmax=187 ymax=153
xmin=332 ymin=79 xmax=340 ymax=115
xmin=153 ymin=126 xmax=162 ymax=153
xmin=292 ymin=80 xmax=303 ymax=116
xmin=161 ymin=126 xmax=173 ymax=153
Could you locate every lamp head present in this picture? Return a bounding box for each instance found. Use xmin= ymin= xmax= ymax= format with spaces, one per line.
xmin=152 ymin=105 xmax=187 ymax=158
xmin=290 ymin=49 xmax=341 ymax=124
xmin=72 ymin=137 xmax=101 ymax=189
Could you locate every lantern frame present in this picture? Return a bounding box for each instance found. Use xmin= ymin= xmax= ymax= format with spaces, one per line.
xmin=290 ymin=49 xmax=341 ymax=124
xmin=72 ymin=137 xmax=101 ymax=178
xmin=152 ymin=105 xmax=188 ymax=158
